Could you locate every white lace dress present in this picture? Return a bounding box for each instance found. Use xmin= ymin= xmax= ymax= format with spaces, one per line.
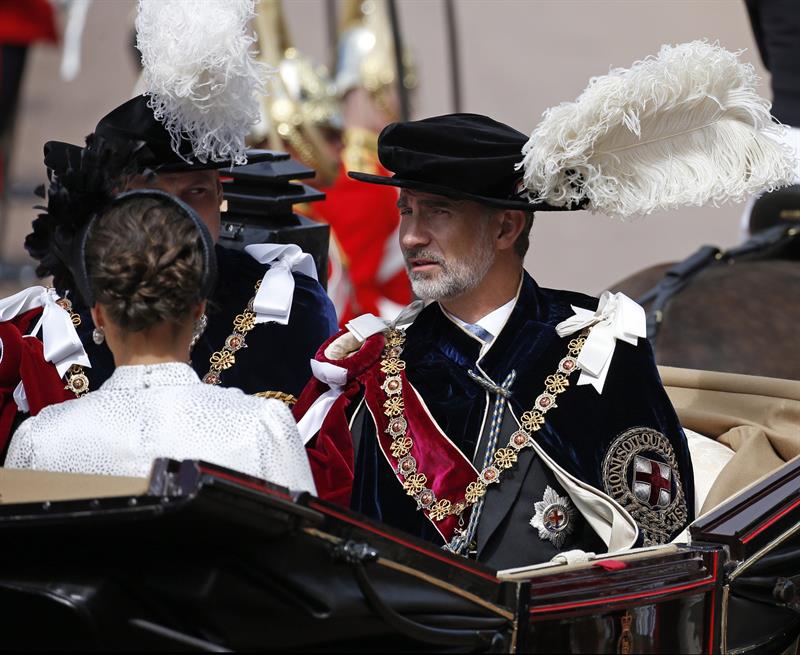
xmin=4 ymin=362 xmax=316 ymax=493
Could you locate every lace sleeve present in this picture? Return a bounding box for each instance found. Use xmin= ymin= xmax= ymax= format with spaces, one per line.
xmin=4 ymin=418 xmax=34 ymax=469
xmin=257 ymin=399 xmax=317 ymax=495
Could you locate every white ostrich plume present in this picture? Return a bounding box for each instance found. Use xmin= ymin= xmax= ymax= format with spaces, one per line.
xmin=519 ymin=41 xmax=797 ymax=219
xmin=136 ymin=0 xmax=269 ymax=166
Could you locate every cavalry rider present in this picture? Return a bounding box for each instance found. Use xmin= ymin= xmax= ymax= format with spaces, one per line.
xmin=248 ymin=0 xmax=354 ymax=321
xmin=316 ymin=0 xmax=414 ymax=324
xmin=294 ymin=41 xmax=794 ymax=569
xmin=248 ymin=0 xmax=413 ymax=327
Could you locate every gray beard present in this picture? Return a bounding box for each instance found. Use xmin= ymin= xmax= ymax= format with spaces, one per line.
xmin=406 ymin=238 xmax=495 ymax=301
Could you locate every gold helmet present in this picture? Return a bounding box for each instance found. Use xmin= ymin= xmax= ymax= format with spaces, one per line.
xmin=335 ymin=0 xmax=417 ymax=121
xmin=250 ymin=0 xmax=343 ymax=186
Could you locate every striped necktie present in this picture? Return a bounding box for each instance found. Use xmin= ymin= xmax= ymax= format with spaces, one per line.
xmin=463 ymin=323 xmax=494 ymax=345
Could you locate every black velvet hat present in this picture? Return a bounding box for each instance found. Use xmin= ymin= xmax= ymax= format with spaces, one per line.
xmin=349 ymin=113 xmax=562 ymax=211
xmin=28 ymin=95 xmax=279 ymax=295
xmin=43 ymin=95 xmax=276 ymax=177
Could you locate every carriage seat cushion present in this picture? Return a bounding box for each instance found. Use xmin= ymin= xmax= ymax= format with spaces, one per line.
xmin=661 ymin=365 xmax=800 ymax=514
xmin=684 ymin=428 xmax=734 ymax=514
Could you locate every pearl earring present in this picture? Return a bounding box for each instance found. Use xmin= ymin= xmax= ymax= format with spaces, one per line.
xmin=92 ymin=326 xmax=105 ymax=345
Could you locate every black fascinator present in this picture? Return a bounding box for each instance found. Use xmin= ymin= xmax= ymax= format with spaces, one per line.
xmin=24 ymin=134 xmax=144 ymax=298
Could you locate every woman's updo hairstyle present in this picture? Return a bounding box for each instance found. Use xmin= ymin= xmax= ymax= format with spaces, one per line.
xmin=84 ymin=191 xmax=216 ymax=332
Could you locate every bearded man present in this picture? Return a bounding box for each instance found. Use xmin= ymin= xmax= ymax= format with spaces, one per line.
xmin=293 ymin=114 xmax=695 ymax=569
xmin=292 ymin=36 xmax=796 ymax=568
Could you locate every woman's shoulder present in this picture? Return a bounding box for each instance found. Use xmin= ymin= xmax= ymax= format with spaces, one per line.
xmin=23 ymin=393 xmax=101 ymax=432
xmin=195 ymin=385 xmax=295 ymax=423
xmin=5 ymin=393 xmax=101 ymax=467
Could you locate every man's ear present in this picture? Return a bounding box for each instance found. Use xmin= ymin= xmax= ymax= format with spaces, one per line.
xmin=495 ymin=209 xmax=527 ymax=251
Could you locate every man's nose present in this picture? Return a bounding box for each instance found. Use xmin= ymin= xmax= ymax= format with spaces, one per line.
xmin=400 ymin=215 xmax=429 ymax=250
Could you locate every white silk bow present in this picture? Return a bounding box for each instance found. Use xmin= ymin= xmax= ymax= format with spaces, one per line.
xmin=555 ymin=291 xmax=646 ymax=393
xmin=0 ymin=286 xmax=91 ymax=378
xmin=296 ymin=360 xmax=349 ymax=445
xmin=244 ymin=243 xmax=318 ymax=325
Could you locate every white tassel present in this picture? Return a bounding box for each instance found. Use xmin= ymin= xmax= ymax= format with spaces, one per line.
xmin=520 ymin=41 xmax=797 ymax=219
xmin=135 ymin=0 xmax=270 ymax=165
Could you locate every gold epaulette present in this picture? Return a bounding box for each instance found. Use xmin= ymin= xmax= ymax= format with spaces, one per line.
xmin=342 ymin=127 xmax=380 ymax=174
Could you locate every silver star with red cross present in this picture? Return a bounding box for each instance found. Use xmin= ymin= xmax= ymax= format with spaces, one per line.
xmin=530 ymin=485 xmax=576 ymax=549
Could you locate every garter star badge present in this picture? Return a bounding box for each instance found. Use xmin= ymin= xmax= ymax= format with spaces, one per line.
xmin=602 ymin=427 xmax=688 ymax=546
xmin=531 ymin=485 xmax=576 ymax=549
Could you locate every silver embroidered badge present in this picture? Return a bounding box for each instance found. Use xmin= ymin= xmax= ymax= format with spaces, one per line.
xmin=602 ymin=427 xmax=688 ymax=546
xmin=530 ymin=485 xmax=576 ymax=549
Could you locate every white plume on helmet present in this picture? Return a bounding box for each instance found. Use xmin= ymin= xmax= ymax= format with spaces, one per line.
xmin=520 ymin=41 xmax=796 ymax=219
xmin=135 ymin=0 xmax=270 ymax=166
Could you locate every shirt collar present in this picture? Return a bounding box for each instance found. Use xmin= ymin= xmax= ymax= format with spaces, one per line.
xmin=440 ymin=269 xmax=523 ymax=340
xmin=443 ymin=299 xmax=514 ymax=340
xmin=446 ymin=301 xmax=515 ymax=369
xmin=475 ymin=298 xmax=517 ymax=339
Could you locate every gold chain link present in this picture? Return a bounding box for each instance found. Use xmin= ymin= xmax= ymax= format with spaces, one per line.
xmin=376 ymin=328 xmax=588 ymax=522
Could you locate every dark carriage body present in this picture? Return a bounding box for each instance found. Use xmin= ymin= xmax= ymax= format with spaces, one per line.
xmin=515 ymin=454 xmax=800 ymax=654
xmin=0 ymin=453 xmax=798 ymax=653
xmin=0 ymin=460 xmax=518 ymax=652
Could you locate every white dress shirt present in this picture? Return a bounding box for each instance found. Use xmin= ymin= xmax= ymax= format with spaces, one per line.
xmin=443 ymin=297 xmax=516 ymax=346
xmin=5 ymin=362 xmax=316 ymax=494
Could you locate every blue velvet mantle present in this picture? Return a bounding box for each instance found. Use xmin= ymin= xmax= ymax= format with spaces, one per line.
xmin=350 ymin=272 xmax=695 ymax=554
